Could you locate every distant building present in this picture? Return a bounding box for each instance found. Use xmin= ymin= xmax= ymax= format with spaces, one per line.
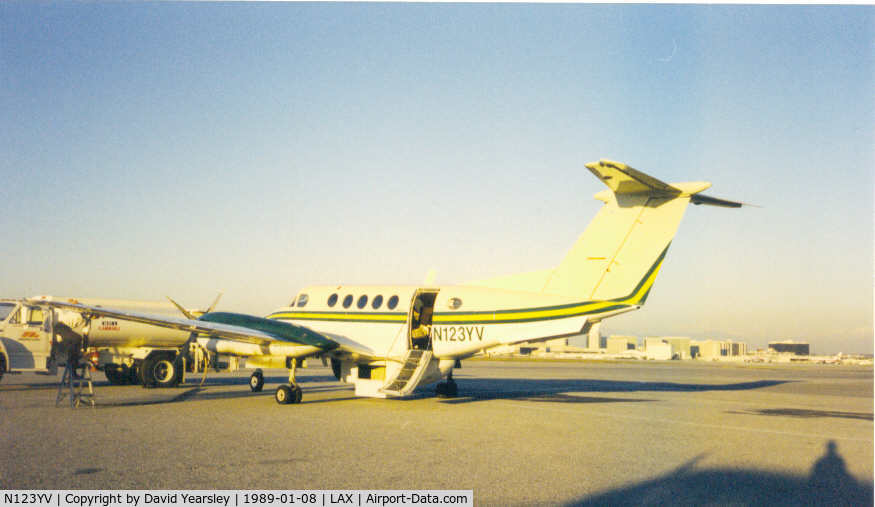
xmin=643 ymin=337 xmax=672 ymax=360
xmin=769 ymin=340 xmax=810 ymax=356
xmin=663 ymin=337 xmax=692 ymax=360
xmin=730 ymin=341 xmax=747 ymax=356
xmin=586 ymin=331 xmax=607 ymax=350
xmin=696 ymin=340 xmax=729 ymax=359
xmin=607 ymin=335 xmax=638 ymax=354
xmin=544 ymin=337 xmax=569 ymax=353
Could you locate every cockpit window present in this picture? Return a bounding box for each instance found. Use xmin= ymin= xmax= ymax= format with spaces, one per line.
xmin=0 ymin=303 xmax=16 ymax=321
xmin=296 ymin=294 xmax=309 ymax=307
xmin=27 ymin=307 xmax=45 ymax=325
xmin=342 ymin=295 xmax=353 ymax=308
xmin=387 ymin=295 xmax=399 ymax=310
xmin=372 ymin=295 xmax=384 ymax=309
xmin=327 ymin=293 xmax=338 ymax=307
xmin=8 ymin=307 xmax=21 ymax=324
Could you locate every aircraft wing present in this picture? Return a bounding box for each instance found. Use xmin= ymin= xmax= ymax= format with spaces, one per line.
xmin=27 ymin=298 xmax=339 ymax=351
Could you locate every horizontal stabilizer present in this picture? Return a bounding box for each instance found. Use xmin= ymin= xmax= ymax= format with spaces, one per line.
xmin=691 ymin=194 xmax=744 ymax=208
xmin=586 ymin=159 xmax=683 ymax=196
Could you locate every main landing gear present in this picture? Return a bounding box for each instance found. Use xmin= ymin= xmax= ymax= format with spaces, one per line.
xmin=249 ymin=369 xmax=265 ymax=392
xmin=248 ymin=363 xmax=304 ymax=404
xmin=275 ymin=360 xmax=304 ymax=405
xmin=275 ymin=383 xmax=302 ymax=404
xmin=435 ymin=369 xmax=458 ymax=398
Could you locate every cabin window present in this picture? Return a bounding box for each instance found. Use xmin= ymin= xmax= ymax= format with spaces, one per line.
xmin=372 ymin=295 xmax=384 ymax=309
xmin=387 ymin=295 xmax=399 ymax=310
xmin=342 ymin=295 xmax=353 ymax=308
xmin=296 ymin=294 xmax=309 ymax=307
xmin=357 ymin=295 xmax=368 ymax=309
xmin=448 ymin=297 xmax=463 ymax=310
xmin=327 ymin=293 xmax=338 ymax=307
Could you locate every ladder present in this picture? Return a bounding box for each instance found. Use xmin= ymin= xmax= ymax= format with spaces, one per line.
xmin=379 ymin=349 xmax=432 ymax=397
xmin=56 ymin=360 xmax=95 ymax=408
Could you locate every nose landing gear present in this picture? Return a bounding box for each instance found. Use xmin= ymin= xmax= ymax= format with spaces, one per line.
xmin=435 ymin=369 xmax=458 ymax=398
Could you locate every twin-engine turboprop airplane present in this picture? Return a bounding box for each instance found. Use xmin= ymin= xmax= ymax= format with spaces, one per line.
xmin=31 ymin=160 xmax=744 ymax=404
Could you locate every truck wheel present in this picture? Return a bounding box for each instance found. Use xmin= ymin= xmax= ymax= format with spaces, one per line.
xmin=104 ymin=364 xmax=125 ymax=385
xmin=0 ymin=355 xmax=5 ymax=383
xmin=143 ymin=355 xmax=180 ymax=388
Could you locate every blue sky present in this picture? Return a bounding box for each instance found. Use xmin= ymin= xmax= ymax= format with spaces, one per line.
xmin=2 ymin=4 xmax=872 ymax=354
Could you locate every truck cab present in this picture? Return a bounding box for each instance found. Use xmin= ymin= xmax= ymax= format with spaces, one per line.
xmin=0 ymin=299 xmax=55 ymax=380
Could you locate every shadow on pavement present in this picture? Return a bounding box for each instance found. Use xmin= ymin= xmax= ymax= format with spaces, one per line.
xmin=433 ymin=378 xmax=790 ymax=405
xmin=569 ymin=441 xmax=873 ymax=506
xmin=728 ymin=407 xmax=873 ymax=421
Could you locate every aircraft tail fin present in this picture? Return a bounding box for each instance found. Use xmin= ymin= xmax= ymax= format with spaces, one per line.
xmin=540 ymin=159 xmax=743 ymax=303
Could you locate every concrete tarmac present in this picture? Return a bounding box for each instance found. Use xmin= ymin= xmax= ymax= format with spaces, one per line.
xmin=0 ymin=360 xmax=872 ymax=505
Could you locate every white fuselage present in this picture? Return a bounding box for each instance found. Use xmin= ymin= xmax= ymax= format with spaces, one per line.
xmin=267 ymin=284 xmax=628 ymax=361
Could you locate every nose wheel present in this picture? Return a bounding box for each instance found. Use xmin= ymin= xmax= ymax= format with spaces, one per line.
xmin=435 ymin=369 xmax=458 ymax=398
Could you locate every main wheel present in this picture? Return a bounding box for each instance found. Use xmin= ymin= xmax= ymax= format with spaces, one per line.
xmin=249 ymin=370 xmax=265 ymax=392
xmin=275 ymin=384 xmax=293 ymax=404
xmin=292 ymin=385 xmax=303 ymax=404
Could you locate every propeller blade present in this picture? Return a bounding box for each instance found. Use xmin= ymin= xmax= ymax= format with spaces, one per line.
xmin=205 ymin=292 xmax=224 ymax=314
xmin=166 ymin=296 xmax=196 ymax=320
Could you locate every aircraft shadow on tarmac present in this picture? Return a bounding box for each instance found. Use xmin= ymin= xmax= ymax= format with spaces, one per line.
xmin=431 ymin=378 xmax=791 ymax=405
xmin=727 ymin=407 xmax=874 ymax=421
xmin=568 ymin=441 xmax=873 ymax=506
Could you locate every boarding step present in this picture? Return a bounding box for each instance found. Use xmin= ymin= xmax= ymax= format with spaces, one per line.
xmin=379 ymin=349 xmax=432 ymax=397
xmin=56 ymin=361 xmax=95 ymax=408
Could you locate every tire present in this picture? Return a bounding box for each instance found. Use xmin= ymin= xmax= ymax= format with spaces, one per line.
xmin=0 ymin=354 xmax=5 ymax=383
xmin=249 ymin=370 xmax=265 ymax=392
xmin=143 ymin=355 xmax=180 ymax=388
xmin=104 ymin=364 xmax=127 ymax=385
xmin=436 ymin=381 xmax=458 ymax=398
xmin=275 ymin=385 xmax=292 ymax=404
xmin=445 ymin=381 xmax=458 ymax=397
xmin=292 ymin=385 xmax=303 ymax=404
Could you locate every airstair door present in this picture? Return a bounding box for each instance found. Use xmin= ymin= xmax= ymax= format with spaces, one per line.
xmin=408 ymin=289 xmax=438 ymax=351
